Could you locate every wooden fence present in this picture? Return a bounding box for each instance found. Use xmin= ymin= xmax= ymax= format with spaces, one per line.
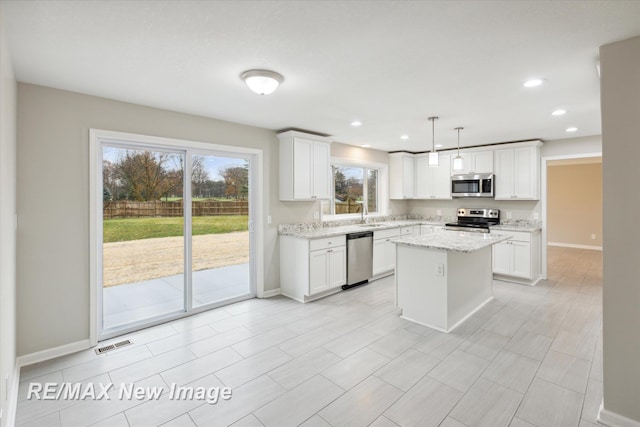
xmin=103 ymin=200 xmax=249 ymax=219
xmin=335 ymin=199 xmax=364 ymax=215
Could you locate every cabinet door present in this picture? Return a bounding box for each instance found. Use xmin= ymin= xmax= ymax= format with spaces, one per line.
xmin=328 ymin=246 xmax=346 ymax=288
xmin=312 ymin=141 xmax=331 ymax=199
xmin=373 ymin=238 xmax=395 ymax=275
xmin=511 ymin=241 xmax=532 ymax=278
xmin=293 ymin=138 xmax=313 ymax=199
xmin=414 ymin=155 xmax=431 ymax=198
xmin=420 ymin=225 xmax=433 ymax=234
xmin=513 ymin=147 xmax=537 ymax=199
xmin=402 ymin=155 xmax=415 ymax=198
xmin=494 ymin=149 xmax=514 ymax=199
xmin=492 ymin=242 xmax=511 ymax=275
xmin=433 ymin=155 xmax=452 ymax=199
xmin=473 ymin=151 xmax=494 ymax=173
xmin=309 ymin=250 xmax=328 ymax=294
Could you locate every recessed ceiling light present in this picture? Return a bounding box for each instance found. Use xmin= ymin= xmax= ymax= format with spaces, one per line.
xmin=435 ymin=144 xmax=443 ymax=148
xmin=400 ymin=134 xmax=409 ymax=140
xmin=360 ymin=144 xmax=371 ymax=148
xmin=240 ymin=69 xmax=283 ymax=95
xmin=351 ymin=121 xmax=362 ymax=127
xmin=552 ymin=109 xmax=567 ymax=116
xmin=566 ymin=127 xmax=578 ymax=133
xmin=523 ymin=79 xmax=544 ymax=88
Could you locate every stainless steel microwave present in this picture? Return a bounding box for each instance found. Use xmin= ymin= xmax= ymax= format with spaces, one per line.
xmin=451 ymin=173 xmax=494 ymax=198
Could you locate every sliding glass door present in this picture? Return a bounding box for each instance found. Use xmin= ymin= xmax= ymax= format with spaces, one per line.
xmin=98 ymin=141 xmax=254 ymax=340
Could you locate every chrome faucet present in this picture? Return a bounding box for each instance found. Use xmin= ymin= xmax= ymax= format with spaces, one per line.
xmin=360 ymin=202 xmax=369 ymax=223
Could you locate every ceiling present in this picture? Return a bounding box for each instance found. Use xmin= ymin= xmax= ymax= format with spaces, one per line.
xmin=3 ymin=1 xmax=639 ymax=152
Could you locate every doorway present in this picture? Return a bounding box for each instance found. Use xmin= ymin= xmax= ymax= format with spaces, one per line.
xmin=90 ymin=130 xmax=262 ymax=342
xmin=541 ymin=153 xmax=602 ymax=278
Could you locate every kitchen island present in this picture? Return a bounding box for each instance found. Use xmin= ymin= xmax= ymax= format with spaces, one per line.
xmin=392 ymin=231 xmax=510 ymax=333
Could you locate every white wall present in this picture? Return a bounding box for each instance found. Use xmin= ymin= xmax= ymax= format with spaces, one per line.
xmin=16 ymin=83 xmax=319 ymax=356
xmin=600 ymin=35 xmax=640 ymax=424
xmin=0 ymin=3 xmax=18 ymax=425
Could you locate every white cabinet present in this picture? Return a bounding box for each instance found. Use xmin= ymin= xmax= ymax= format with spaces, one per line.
xmin=372 ymin=227 xmax=400 ymax=276
xmin=420 ymin=224 xmax=445 ymax=234
xmin=415 ymin=154 xmax=452 ymax=199
xmin=389 ymin=153 xmax=415 ymax=199
xmin=280 ymin=235 xmax=346 ymax=302
xmin=492 ymin=229 xmax=540 ymax=283
xmin=494 ymin=142 xmax=541 ymax=200
xmin=452 ymin=150 xmax=494 ymax=175
xmin=278 ymin=131 xmax=331 ymax=201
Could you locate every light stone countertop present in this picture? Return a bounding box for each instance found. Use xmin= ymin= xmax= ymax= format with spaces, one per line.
xmin=490 ymin=224 xmax=541 ymax=232
xmin=391 ymin=230 xmax=511 ymax=253
xmin=278 ymin=220 xmax=445 ymax=239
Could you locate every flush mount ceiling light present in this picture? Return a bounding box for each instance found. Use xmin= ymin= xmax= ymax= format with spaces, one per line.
xmin=428 ymin=116 xmax=440 ymax=167
xmin=400 ymin=134 xmax=409 ymax=140
xmin=240 ymin=69 xmax=284 ymax=95
xmin=523 ymin=78 xmax=544 ymax=88
xmin=552 ymin=109 xmax=567 ymax=116
xmin=566 ymin=126 xmax=578 ymax=133
xmin=351 ymin=121 xmax=363 ymax=127
xmin=360 ymin=144 xmax=371 ymax=148
xmin=453 ymin=127 xmax=465 ymax=172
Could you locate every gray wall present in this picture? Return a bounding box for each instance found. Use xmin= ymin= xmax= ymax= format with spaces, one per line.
xmin=16 ymin=83 xmax=320 ymax=356
xmin=600 ymin=35 xmax=640 ymax=423
xmin=0 ymin=3 xmax=18 ymax=424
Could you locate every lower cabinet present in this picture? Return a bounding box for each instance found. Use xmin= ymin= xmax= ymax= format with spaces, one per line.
xmin=492 ymin=230 xmax=540 ymax=284
xmin=420 ymin=225 xmax=445 ymax=234
xmin=372 ymin=227 xmax=401 ymax=277
xmin=280 ymin=235 xmax=346 ymax=302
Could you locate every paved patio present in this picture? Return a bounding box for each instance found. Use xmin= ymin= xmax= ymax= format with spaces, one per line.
xmin=103 ymin=263 xmax=250 ymax=329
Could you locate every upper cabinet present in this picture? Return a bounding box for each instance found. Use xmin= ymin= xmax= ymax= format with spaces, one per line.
xmin=389 ymin=153 xmax=415 ymax=199
xmin=494 ymin=141 xmax=542 ymax=200
xmin=278 ymin=131 xmax=331 ymax=201
xmin=415 ymin=154 xmax=452 ymax=199
xmin=452 ymin=150 xmax=494 ymax=175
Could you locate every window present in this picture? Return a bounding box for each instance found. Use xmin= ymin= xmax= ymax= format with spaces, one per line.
xmin=321 ymin=162 xmax=381 ymax=217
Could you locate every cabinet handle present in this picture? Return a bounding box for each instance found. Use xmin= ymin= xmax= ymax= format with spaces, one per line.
xmin=327 ymin=249 xmax=333 ymax=253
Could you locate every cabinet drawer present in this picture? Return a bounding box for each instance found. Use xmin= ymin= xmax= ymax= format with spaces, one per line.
xmin=374 ymin=227 xmax=401 ymax=240
xmin=400 ymin=226 xmax=415 ymax=236
xmin=309 ymin=235 xmax=346 ymax=251
xmin=491 ymin=230 xmax=531 ymax=242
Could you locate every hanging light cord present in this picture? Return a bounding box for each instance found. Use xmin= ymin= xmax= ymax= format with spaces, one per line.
xmin=456 ymin=127 xmax=463 ymax=155
xmin=428 ymin=116 xmax=438 ymax=152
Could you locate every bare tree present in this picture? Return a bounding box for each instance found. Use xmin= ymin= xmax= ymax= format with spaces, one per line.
xmin=113 ymin=151 xmax=183 ymax=201
xmin=221 ymin=163 xmax=249 ymax=200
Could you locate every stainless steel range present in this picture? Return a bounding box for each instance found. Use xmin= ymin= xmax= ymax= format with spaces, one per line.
xmin=445 ymin=208 xmax=500 ymax=233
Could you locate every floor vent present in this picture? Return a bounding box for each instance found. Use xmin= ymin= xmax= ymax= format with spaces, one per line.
xmin=95 ymin=339 xmax=133 ymax=355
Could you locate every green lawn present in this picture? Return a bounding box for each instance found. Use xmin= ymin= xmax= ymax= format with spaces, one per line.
xmin=104 ymin=215 xmax=249 ymax=243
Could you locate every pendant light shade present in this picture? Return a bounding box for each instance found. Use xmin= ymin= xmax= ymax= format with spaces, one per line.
xmin=428 ymin=116 xmax=439 ymax=167
xmin=453 ymin=127 xmax=464 ymax=171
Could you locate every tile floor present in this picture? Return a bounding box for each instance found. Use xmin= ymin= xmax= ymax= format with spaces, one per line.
xmin=103 ymin=264 xmax=250 ymax=329
xmin=17 ymin=246 xmax=602 ymax=427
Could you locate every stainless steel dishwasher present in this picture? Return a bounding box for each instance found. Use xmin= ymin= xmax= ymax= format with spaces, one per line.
xmin=343 ymin=231 xmax=374 ymax=289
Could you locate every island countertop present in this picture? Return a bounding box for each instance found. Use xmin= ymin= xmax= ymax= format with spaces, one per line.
xmin=391 ymin=230 xmax=510 ymax=253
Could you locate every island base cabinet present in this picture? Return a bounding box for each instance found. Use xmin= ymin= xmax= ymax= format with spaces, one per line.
xmin=492 ymin=230 xmax=540 ymax=285
xmin=280 ymin=235 xmax=346 ymax=303
xmin=396 ymin=245 xmax=493 ymax=333
xmin=372 ymin=227 xmax=401 ymax=277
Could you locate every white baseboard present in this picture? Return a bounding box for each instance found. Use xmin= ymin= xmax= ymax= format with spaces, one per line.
xmin=599 ymin=401 xmax=640 ymax=427
xmin=261 ymin=288 xmax=281 ymax=298
xmin=548 ymin=242 xmax=602 ymax=251
xmin=16 ymin=338 xmax=92 ymax=369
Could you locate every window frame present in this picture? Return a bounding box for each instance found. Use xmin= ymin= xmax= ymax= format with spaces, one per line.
xmin=322 ymin=157 xmax=389 ymax=221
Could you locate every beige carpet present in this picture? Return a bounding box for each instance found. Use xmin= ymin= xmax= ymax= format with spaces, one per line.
xmin=103 ymin=231 xmax=249 ymax=287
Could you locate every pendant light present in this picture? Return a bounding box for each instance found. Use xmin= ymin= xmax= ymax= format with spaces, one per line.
xmin=453 ymin=127 xmax=465 ymax=171
xmin=428 ymin=116 xmax=439 ymax=167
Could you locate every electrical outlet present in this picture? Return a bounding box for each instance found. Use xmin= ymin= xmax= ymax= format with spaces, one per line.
xmin=313 ymin=211 xmax=319 ymax=220
xmin=591 ymin=233 xmax=596 ymax=240
xmin=506 ymin=211 xmax=512 ymax=219
xmin=533 ymin=212 xmax=539 ymax=220
xmin=435 ymin=263 xmax=445 ymax=277
xmin=389 ymin=208 xmax=393 ymax=215
xmin=436 ymin=209 xmax=442 ymax=216
xmin=267 ymin=215 xmax=272 ymax=225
